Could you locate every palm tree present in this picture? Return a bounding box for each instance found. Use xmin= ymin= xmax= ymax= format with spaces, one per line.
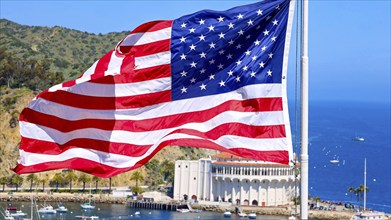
xmin=51 ymin=173 xmax=64 ymax=192
xmin=26 ymin=174 xmax=38 ymax=192
xmin=358 ymin=184 xmax=369 ymax=201
xmin=78 ymin=173 xmax=91 ymax=193
xmin=0 ymin=176 xmax=9 ymax=192
xmin=130 ymin=171 xmax=144 ymax=187
xmin=40 ymin=178 xmax=48 ymax=192
xmin=11 ymin=175 xmax=23 ymax=192
xmin=65 ymin=171 xmax=78 ymax=192
xmin=348 ymin=186 xmax=355 ymax=200
xmin=92 ymin=176 xmax=99 ymax=192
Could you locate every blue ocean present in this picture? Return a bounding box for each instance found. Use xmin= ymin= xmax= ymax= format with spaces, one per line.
xmin=289 ymin=100 xmax=391 ymax=213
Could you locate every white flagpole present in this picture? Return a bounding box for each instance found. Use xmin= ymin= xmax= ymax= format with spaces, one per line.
xmin=300 ymin=0 xmax=309 ymax=219
xmin=364 ymin=158 xmax=367 ymax=210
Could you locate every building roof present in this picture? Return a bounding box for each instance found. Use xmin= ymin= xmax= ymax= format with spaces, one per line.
xmin=211 ymin=152 xmax=300 ymax=167
xmin=212 ymin=161 xmax=291 ymax=167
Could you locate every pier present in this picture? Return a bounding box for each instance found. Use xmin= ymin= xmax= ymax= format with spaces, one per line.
xmin=127 ymin=200 xmax=187 ymax=211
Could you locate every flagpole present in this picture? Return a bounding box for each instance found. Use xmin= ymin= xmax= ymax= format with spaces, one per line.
xmin=364 ymin=158 xmax=367 ymax=210
xmin=300 ymin=0 xmax=309 ymax=219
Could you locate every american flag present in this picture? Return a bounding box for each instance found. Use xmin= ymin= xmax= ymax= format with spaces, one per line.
xmin=13 ymin=0 xmax=294 ymax=178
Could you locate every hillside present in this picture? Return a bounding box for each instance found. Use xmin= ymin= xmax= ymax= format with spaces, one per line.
xmin=0 ymin=19 xmax=212 ymax=189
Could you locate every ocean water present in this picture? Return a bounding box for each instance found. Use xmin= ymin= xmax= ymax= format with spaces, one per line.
xmin=289 ymin=100 xmax=391 ymax=213
xmin=0 ymin=201 xmax=288 ymax=220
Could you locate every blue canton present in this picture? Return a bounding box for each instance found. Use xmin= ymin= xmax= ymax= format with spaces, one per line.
xmin=171 ymin=0 xmax=290 ymax=100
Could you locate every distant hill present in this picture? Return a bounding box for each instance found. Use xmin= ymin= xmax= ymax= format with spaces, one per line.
xmin=0 ymin=19 xmax=128 ymax=81
xmin=0 ymin=19 xmax=211 ymax=188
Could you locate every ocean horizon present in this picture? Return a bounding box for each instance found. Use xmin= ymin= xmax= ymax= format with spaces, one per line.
xmin=288 ymin=100 xmax=391 ymax=213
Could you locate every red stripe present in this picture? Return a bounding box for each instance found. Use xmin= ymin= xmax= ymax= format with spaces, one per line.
xmin=37 ymin=89 xmax=172 ymax=110
xmin=19 ymin=137 xmax=152 ymax=157
xmin=168 ymin=124 xmax=286 ymax=140
xmin=130 ymin=20 xmax=172 ymax=34
xmin=120 ymin=39 xmax=170 ymax=57
xmin=20 ymin=98 xmax=283 ymax=132
xmin=91 ymin=50 xmax=114 ymax=78
xmin=91 ymin=64 xmax=171 ymax=84
xmin=13 ymin=138 xmax=288 ymax=178
xmin=19 ymin=123 xmax=284 ymax=156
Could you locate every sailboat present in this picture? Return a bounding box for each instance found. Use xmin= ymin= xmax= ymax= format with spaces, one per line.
xmin=81 ymin=182 xmax=96 ymax=209
xmin=350 ymin=159 xmax=385 ymax=220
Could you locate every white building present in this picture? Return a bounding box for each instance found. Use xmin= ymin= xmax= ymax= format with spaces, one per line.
xmin=174 ymin=152 xmax=297 ymax=206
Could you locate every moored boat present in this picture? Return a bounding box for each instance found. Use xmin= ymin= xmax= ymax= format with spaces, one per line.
xmin=176 ymin=208 xmax=190 ymax=213
xmin=350 ymin=211 xmax=385 ymax=220
xmin=248 ymin=212 xmax=257 ymax=219
xmin=223 ymin=209 xmax=231 ymax=217
xmin=81 ymin=202 xmax=95 ymax=209
xmin=38 ymin=204 xmax=57 ymax=214
xmin=56 ymin=203 xmax=68 ymax=212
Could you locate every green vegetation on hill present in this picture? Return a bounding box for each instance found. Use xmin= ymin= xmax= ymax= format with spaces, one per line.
xmin=0 ymin=19 xmax=212 ymax=189
xmin=0 ymin=18 xmax=128 ymax=84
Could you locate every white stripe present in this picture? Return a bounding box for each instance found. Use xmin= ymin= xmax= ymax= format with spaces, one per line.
xmin=67 ymin=77 xmax=171 ymax=97
xmin=19 ymin=133 xmax=286 ymax=168
xmin=120 ymin=27 xmax=172 ymax=46
xmin=20 ymin=110 xmax=285 ymax=145
xmin=28 ymin=83 xmax=282 ymax=121
xmin=104 ymin=52 xmax=124 ymax=76
xmin=134 ymin=51 xmax=171 ymax=70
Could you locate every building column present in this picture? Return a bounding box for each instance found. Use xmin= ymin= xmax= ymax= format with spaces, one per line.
xmin=240 ymin=179 xmax=243 ymax=205
xmin=258 ymin=181 xmax=262 ymax=206
xmin=217 ymin=177 xmax=221 ymax=202
xmin=249 ymin=180 xmax=252 ymax=205
xmin=231 ymin=180 xmax=235 ymax=204
xmin=209 ymin=170 xmax=213 ymax=201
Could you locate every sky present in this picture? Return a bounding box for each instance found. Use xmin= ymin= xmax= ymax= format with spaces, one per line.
xmin=1 ymin=0 xmax=390 ymax=103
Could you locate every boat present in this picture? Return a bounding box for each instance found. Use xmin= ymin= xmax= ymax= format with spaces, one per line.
xmin=81 ymin=202 xmax=95 ymax=209
xmin=10 ymin=210 xmax=28 ymax=217
xmin=38 ymin=204 xmax=57 ymax=214
xmin=75 ymin=215 xmax=100 ymax=219
xmin=56 ymin=203 xmax=68 ymax=212
xmin=330 ymin=159 xmax=339 ymax=164
xmin=248 ymin=212 xmax=257 ymax=219
xmin=223 ymin=209 xmax=231 ymax=217
xmin=2 ymin=210 xmax=15 ymax=220
xmin=82 ymin=183 xmax=96 ymax=209
xmin=176 ymin=208 xmax=190 ymax=213
xmin=238 ymin=212 xmax=247 ymax=217
xmin=354 ymin=135 xmax=365 ymax=141
xmin=330 ymin=155 xmax=339 ymax=164
xmin=350 ymin=211 xmax=385 ymax=220
xmin=6 ymin=206 xmax=17 ymax=211
xmin=135 ymin=211 xmax=140 ymax=215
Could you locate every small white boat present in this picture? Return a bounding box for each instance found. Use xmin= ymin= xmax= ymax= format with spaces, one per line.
xmin=223 ymin=209 xmax=231 ymax=217
xmin=81 ymin=202 xmax=95 ymax=209
xmin=10 ymin=210 xmax=27 ymax=217
xmin=3 ymin=210 xmax=15 ymax=220
xmin=354 ymin=136 xmax=365 ymax=142
xmin=38 ymin=204 xmax=57 ymax=214
xmin=135 ymin=211 xmax=140 ymax=215
xmin=330 ymin=159 xmax=339 ymax=164
xmin=238 ymin=212 xmax=247 ymax=217
xmin=56 ymin=203 xmax=68 ymax=212
xmin=176 ymin=208 xmax=190 ymax=213
xmin=75 ymin=215 xmax=99 ymax=219
xmin=351 ymin=211 xmax=385 ymax=220
xmin=248 ymin=212 xmax=257 ymax=219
